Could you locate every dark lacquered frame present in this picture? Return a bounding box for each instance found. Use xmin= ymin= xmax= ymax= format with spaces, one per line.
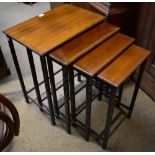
xmin=7 ymin=35 xmax=83 ymax=134
xmin=7 ymin=36 xmax=57 ymax=126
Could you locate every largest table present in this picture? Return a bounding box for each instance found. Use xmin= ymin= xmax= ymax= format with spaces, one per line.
xmin=3 ymin=4 xmax=105 ymax=133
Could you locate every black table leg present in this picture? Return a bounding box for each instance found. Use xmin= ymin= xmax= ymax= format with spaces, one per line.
xmin=77 ymin=73 xmax=81 ymax=82
xmin=62 ymin=66 xmax=71 ymax=134
xmin=68 ymin=66 xmax=76 ymax=125
xmin=128 ymin=60 xmax=146 ymax=119
xmin=40 ymin=56 xmax=55 ymax=125
xmin=116 ymin=84 xmax=124 ymax=108
xmin=26 ymin=48 xmax=43 ymax=111
xmin=102 ymin=86 xmax=116 ymax=149
xmin=98 ymin=80 xmax=102 ymax=101
xmin=47 ymin=56 xmax=59 ymax=117
xmin=8 ymin=37 xmax=29 ymax=103
xmin=85 ymin=76 xmax=92 ymax=141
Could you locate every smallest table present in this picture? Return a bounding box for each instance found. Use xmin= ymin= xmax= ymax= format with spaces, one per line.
xmin=97 ymin=45 xmax=150 ymax=148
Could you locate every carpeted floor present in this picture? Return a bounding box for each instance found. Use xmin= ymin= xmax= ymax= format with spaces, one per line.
xmin=0 ymin=2 xmax=155 ymax=152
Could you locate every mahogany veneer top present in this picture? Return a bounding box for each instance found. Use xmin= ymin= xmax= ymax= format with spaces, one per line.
xmin=74 ymin=33 xmax=135 ymax=76
xmin=3 ymin=4 xmax=105 ymax=56
xmin=98 ymin=45 xmax=150 ymax=87
xmin=50 ymin=22 xmax=119 ymax=65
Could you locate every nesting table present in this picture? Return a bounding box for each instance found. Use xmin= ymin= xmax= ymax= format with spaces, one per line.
xmin=3 ymin=4 xmax=150 ymax=149
xmin=3 ymin=4 xmax=105 ymax=133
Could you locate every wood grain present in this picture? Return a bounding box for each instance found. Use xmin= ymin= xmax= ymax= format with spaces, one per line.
xmin=3 ymin=4 xmax=105 ymax=55
xmin=74 ymin=33 xmax=134 ymax=76
xmin=98 ymin=45 xmax=150 ymax=87
xmin=50 ymin=22 xmax=119 ymax=65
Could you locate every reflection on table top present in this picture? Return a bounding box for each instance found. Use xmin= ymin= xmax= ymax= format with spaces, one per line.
xmin=3 ymin=4 xmax=105 ymax=56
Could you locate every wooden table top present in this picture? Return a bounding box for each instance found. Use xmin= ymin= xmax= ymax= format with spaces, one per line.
xmin=98 ymin=45 xmax=150 ymax=87
xmin=3 ymin=4 xmax=105 ymax=56
xmin=74 ymin=33 xmax=135 ymax=76
xmin=50 ymin=22 xmax=119 ymax=65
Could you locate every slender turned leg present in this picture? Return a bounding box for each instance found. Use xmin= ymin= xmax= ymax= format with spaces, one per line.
xmin=102 ymin=86 xmax=117 ymax=149
xmin=116 ymin=84 xmax=124 ymax=108
xmin=47 ymin=56 xmax=59 ymax=117
xmin=7 ymin=37 xmax=29 ymax=103
xmin=40 ymin=56 xmax=55 ymax=125
xmin=26 ymin=48 xmax=43 ymax=111
xmin=98 ymin=80 xmax=102 ymax=101
xmin=62 ymin=66 xmax=71 ymax=134
xmin=128 ymin=60 xmax=146 ymax=119
xmin=104 ymin=84 xmax=110 ymax=98
xmin=68 ymin=66 xmax=76 ymax=125
xmin=85 ymin=76 xmax=92 ymax=141
xmin=77 ymin=73 xmax=81 ymax=82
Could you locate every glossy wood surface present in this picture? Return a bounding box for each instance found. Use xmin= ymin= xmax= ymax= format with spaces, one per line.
xmin=3 ymin=4 xmax=105 ymax=56
xmin=50 ymin=22 xmax=119 ymax=65
xmin=98 ymin=45 xmax=150 ymax=87
xmin=74 ymin=33 xmax=135 ymax=76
